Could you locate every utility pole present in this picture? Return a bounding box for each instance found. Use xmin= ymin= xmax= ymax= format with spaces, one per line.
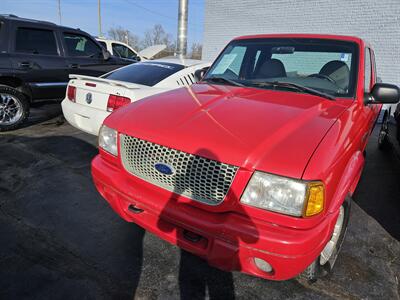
xmin=176 ymin=0 xmax=188 ymax=59
xmin=57 ymin=0 xmax=62 ymax=25
xmin=98 ymin=0 xmax=103 ymax=37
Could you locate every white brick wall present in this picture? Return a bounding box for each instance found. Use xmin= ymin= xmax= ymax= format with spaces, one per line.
xmin=203 ymin=0 xmax=400 ymax=86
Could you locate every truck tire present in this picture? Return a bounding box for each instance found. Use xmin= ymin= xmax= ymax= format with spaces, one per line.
xmin=378 ymin=111 xmax=390 ymax=150
xmin=0 ymin=85 xmax=30 ymax=131
xmin=300 ymin=197 xmax=351 ymax=282
xmin=395 ymin=104 xmax=400 ymax=145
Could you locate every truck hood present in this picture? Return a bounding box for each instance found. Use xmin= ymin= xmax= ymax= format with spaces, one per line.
xmin=138 ymin=44 xmax=166 ymax=59
xmin=106 ymin=84 xmax=351 ymax=178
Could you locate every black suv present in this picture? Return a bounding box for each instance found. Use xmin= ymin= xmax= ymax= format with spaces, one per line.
xmin=0 ymin=15 xmax=132 ymax=131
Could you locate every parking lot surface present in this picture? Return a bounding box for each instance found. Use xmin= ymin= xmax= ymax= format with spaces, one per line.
xmin=0 ymin=104 xmax=399 ymax=300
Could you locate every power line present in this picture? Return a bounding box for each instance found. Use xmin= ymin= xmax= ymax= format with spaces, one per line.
xmin=123 ymin=0 xmax=202 ymax=27
xmin=123 ymin=0 xmax=176 ymax=20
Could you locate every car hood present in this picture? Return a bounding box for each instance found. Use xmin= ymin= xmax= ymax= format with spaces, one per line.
xmin=106 ymin=84 xmax=351 ymax=178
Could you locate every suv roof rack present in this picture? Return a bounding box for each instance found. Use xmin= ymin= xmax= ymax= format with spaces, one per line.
xmin=0 ymin=14 xmax=56 ymax=26
xmin=0 ymin=14 xmax=19 ymax=18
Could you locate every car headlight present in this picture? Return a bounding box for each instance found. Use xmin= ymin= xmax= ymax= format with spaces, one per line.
xmin=240 ymin=171 xmax=324 ymax=217
xmin=98 ymin=125 xmax=118 ymax=156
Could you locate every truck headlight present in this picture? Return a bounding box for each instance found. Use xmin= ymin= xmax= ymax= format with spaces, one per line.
xmin=240 ymin=171 xmax=324 ymax=217
xmin=98 ymin=125 xmax=118 ymax=156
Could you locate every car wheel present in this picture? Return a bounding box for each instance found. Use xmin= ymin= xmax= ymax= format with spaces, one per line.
xmin=378 ymin=111 xmax=390 ymax=150
xmin=0 ymin=85 xmax=30 ymax=132
xmin=300 ymin=197 xmax=351 ymax=282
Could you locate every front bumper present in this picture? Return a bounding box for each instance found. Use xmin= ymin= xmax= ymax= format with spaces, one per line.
xmin=61 ymin=99 xmax=110 ymax=136
xmin=92 ymin=155 xmax=339 ymax=281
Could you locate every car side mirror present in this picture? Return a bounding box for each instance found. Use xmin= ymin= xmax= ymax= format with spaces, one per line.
xmin=365 ymin=83 xmax=400 ymax=105
xmin=102 ymin=49 xmax=111 ymax=61
xmin=194 ymin=67 xmax=210 ymax=82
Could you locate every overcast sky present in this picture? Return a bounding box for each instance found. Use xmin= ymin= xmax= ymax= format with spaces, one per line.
xmin=2 ymin=0 xmax=205 ymax=46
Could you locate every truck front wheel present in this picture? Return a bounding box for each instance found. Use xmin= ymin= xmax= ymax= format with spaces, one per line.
xmin=0 ymin=85 xmax=30 ymax=132
xmin=301 ymin=197 xmax=351 ymax=282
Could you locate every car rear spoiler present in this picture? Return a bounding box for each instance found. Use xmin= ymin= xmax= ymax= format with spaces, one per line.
xmin=69 ymin=74 xmax=142 ymax=89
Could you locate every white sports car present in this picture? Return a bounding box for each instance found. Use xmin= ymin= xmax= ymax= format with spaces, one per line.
xmin=61 ymin=58 xmax=210 ymax=135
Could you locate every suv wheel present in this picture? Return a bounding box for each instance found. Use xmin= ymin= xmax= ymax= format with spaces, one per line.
xmin=0 ymin=85 xmax=30 ymax=131
xmin=300 ymin=198 xmax=351 ymax=282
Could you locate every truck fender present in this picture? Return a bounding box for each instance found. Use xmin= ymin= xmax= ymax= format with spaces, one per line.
xmin=328 ymin=150 xmax=364 ymax=214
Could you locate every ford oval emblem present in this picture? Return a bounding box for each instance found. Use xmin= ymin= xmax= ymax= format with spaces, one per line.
xmin=85 ymin=92 xmax=92 ymax=104
xmin=154 ymin=163 xmax=174 ymax=175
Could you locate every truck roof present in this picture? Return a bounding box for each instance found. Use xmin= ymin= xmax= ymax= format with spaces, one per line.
xmin=234 ymin=33 xmax=365 ymax=45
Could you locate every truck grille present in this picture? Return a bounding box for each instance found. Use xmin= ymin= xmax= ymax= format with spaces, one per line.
xmin=120 ymin=135 xmax=238 ymax=205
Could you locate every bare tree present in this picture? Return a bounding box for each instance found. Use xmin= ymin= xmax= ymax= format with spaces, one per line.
xmin=107 ymin=24 xmax=177 ymax=58
xmin=107 ymin=26 xmax=140 ymax=50
xmin=142 ymin=24 xmax=176 ymax=57
xmin=189 ymin=43 xmax=202 ymax=59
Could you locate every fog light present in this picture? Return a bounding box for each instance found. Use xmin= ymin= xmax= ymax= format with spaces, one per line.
xmin=254 ymin=257 xmax=273 ymax=273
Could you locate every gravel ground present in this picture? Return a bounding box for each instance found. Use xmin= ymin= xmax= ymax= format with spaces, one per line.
xmin=0 ymin=103 xmax=399 ymax=300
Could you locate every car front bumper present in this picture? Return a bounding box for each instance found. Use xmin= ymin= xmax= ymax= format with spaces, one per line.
xmin=61 ymin=99 xmax=110 ymax=136
xmin=91 ymin=154 xmax=340 ymax=281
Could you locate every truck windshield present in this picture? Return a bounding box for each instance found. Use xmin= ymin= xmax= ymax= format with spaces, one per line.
xmin=103 ymin=62 xmax=184 ymax=86
xmin=204 ymin=38 xmax=359 ymax=98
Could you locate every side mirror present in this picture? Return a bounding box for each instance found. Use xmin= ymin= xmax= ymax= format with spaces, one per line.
xmin=366 ymin=83 xmax=400 ymax=104
xmin=102 ymin=49 xmax=111 ymax=61
xmin=194 ymin=67 xmax=210 ymax=82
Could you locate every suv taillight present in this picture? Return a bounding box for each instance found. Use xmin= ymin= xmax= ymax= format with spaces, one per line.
xmin=107 ymin=94 xmax=131 ymax=112
xmin=67 ymin=86 xmax=76 ymax=102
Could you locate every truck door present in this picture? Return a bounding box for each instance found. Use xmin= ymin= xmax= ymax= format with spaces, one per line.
xmin=362 ymin=48 xmax=379 ymax=148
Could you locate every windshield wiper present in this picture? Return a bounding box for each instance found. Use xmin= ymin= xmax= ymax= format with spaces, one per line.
xmin=203 ymin=77 xmax=244 ymax=87
xmin=251 ymin=81 xmax=336 ymax=101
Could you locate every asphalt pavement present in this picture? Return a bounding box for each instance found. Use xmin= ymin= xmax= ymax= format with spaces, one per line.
xmin=0 ymin=103 xmax=399 ymax=300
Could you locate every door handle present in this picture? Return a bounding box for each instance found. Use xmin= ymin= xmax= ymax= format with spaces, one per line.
xmin=69 ymin=63 xmax=79 ymax=68
xmin=19 ymin=62 xmax=32 ymax=68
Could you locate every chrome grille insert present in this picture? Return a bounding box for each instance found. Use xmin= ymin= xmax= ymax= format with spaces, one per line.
xmin=120 ymin=134 xmax=238 ymax=205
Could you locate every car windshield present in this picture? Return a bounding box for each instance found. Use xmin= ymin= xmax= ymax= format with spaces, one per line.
xmin=103 ymin=62 xmax=184 ymax=86
xmin=204 ymin=38 xmax=359 ymax=98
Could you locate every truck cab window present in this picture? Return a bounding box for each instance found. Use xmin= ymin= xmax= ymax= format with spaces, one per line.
xmin=112 ymin=43 xmax=138 ymax=60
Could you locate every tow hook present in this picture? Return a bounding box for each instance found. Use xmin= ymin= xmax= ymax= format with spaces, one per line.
xmin=183 ymin=230 xmax=202 ymax=243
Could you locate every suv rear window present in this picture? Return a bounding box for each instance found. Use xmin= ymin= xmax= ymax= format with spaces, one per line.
xmin=103 ymin=62 xmax=184 ymax=86
xmin=15 ymin=27 xmax=58 ymax=55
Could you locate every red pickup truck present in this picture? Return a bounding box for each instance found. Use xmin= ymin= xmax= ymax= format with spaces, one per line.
xmin=91 ymin=34 xmax=399 ymax=281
